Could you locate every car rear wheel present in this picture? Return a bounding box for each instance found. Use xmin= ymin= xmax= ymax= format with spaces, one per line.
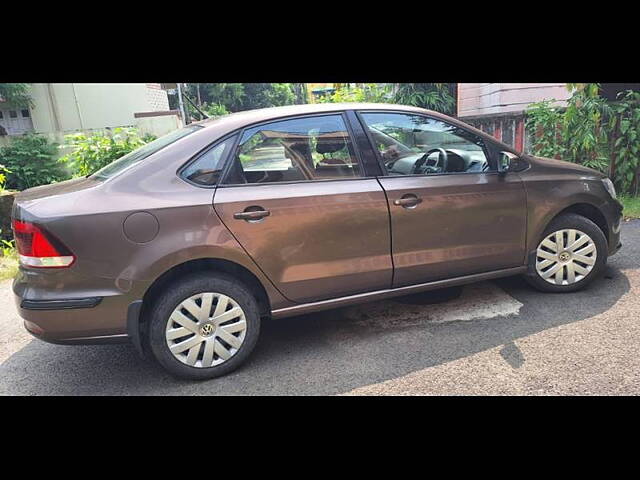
xmin=524 ymin=213 xmax=607 ymax=293
xmin=148 ymin=272 xmax=261 ymax=380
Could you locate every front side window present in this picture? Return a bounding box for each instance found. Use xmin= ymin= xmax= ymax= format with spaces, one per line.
xmin=360 ymin=112 xmax=492 ymax=176
xmin=224 ymin=114 xmax=361 ymax=185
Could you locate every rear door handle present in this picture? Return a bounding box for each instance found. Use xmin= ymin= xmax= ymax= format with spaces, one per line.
xmin=233 ymin=209 xmax=271 ymax=221
xmin=393 ymin=195 xmax=423 ymax=208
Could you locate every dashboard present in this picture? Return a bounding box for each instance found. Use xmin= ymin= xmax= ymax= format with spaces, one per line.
xmin=386 ymin=149 xmax=489 ymax=175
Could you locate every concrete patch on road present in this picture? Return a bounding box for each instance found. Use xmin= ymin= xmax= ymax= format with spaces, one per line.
xmin=341 ymin=281 xmax=523 ymax=331
xmin=341 ymin=268 xmax=640 ymax=396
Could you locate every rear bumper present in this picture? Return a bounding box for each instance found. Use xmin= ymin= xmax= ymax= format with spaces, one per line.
xmin=23 ymin=322 xmax=130 ymax=345
xmin=20 ymin=297 xmax=103 ymax=310
xmin=12 ymin=269 xmax=143 ymax=345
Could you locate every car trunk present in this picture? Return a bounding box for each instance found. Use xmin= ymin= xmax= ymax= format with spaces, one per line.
xmin=11 ymin=177 xmax=106 ymax=223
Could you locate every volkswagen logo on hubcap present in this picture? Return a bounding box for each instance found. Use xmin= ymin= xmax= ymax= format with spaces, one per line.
xmin=200 ymin=323 xmax=214 ymax=337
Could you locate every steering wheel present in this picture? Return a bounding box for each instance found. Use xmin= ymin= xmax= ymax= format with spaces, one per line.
xmin=412 ymin=148 xmax=449 ymax=175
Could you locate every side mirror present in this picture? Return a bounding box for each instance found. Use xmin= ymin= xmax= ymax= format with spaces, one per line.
xmin=498 ymin=151 xmax=519 ymax=175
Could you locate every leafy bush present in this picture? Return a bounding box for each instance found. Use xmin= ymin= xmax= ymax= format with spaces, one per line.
xmin=0 ymin=232 xmax=18 ymax=280
xmin=393 ymin=83 xmax=456 ymax=114
xmin=609 ymin=91 xmax=640 ymax=195
xmin=317 ymin=83 xmax=454 ymax=113
xmin=317 ymin=86 xmax=366 ymax=103
xmin=526 ymin=84 xmax=640 ymax=195
xmin=526 ymin=100 xmax=567 ymax=159
xmin=60 ymin=127 xmax=152 ymax=177
xmin=202 ymin=103 xmax=230 ymax=117
xmin=0 ymin=164 xmax=9 ymax=193
xmin=316 ymin=84 xmax=393 ymax=104
xmin=200 ymin=83 xmax=297 ymax=112
xmin=562 ymin=86 xmax=611 ymax=173
xmin=1 ymin=237 xmax=15 ymax=257
xmin=0 ymin=134 xmax=69 ymax=190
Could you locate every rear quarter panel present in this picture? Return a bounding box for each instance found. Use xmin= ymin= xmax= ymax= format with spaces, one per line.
xmin=12 ymin=126 xmax=293 ymax=338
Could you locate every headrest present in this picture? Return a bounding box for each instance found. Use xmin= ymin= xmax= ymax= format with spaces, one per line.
xmin=446 ymin=155 xmax=466 ymax=172
xmin=316 ymin=141 xmax=346 ymax=154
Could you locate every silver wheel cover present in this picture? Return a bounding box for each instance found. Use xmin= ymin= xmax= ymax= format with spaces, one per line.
xmin=165 ymin=292 xmax=247 ymax=368
xmin=536 ymin=229 xmax=597 ymax=286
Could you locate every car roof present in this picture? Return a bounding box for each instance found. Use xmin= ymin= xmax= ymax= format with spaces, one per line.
xmin=191 ymin=103 xmax=437 ymax=136
xmin=188 ymin=102 xmax=518 ymax=154
xmin=198 ymin=102 xmax=432 ymax=126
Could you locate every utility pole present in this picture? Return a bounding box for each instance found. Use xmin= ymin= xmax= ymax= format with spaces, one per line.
xmin=177 ymin=83 xmax=189 ymax=125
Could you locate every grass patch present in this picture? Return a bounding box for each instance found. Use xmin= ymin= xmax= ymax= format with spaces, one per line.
xmin=0 ymin=252 xmax=18 ymax=281
xmin=619 ymin=195 xmax=640 ymax=220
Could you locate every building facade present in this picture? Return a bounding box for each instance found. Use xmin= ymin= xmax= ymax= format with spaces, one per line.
xmin=457 ymin=83 xmax=571 ymax=153
xmin=0 ymin=83 xmax=173 ymax=137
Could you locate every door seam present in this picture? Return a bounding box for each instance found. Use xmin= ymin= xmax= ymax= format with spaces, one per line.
xmin=375 ymin=176 xmax=395 ymax=288
xmin=211 ymin=186 xmax=298 ymax=304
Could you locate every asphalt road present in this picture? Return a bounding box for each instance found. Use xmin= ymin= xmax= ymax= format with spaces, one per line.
xmin=1 ymin=221 xmax=639 ymax=396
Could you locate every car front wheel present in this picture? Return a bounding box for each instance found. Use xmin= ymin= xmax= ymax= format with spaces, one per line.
xmin=524 ymin=213 xmax=608 ymax=293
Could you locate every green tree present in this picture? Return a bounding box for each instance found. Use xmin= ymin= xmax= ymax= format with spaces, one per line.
xmin=392 ymin=83 xmax=456 ymax=114
xmin=316 ymin=84 xmax=393 ymax=104
xmin=199 ymin=83 xmax=296 ymax=112
xmin=314 ymin=83 xmax=454 ymax=113
xmin=0 ymin=83 xmax=33 ymax=108
xmin=609 ymin=90 xmax=640 ymax=195
xmin=235 ymin=83 xmax=296 ymax=110
xmin=205 ymin=83 xmax=246 ymax=111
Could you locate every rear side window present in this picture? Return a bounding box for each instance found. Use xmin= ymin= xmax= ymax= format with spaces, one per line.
xmin=181 ymin=136 xmax=236 ymax=186
xmin=92 ymin=125 xmax=202 ymax=180
xmin=223 ymin=114 xmax=362 ymax=185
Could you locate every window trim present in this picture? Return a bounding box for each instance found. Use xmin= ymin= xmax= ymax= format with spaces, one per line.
xmin=177 ymin=132 xmax=240 ymax=189
xmin=219 ymin=111 xmax=374 ymax=187
xmin=355 ymin=109 xmax=500 ymax=179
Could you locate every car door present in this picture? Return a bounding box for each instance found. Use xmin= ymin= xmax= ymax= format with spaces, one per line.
xmin=212 ymin=113 xmax=393 ymax=303
xmin=358 ymin=111 xmax=527 ymax=288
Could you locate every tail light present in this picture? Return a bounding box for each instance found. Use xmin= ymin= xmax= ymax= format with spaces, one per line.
xmin=12 ymin=219 xmax=75 ymax=268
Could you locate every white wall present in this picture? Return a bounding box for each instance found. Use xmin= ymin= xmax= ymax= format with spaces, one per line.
xmin=29 ymin=83 xmax=170 ymax=134
xmin=458 ymin=83 xmax=571 ymax=118
xmin=135 ymin=114 xmax=183 ymax=138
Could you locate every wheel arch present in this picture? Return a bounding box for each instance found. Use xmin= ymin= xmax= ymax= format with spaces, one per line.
xmin=141 ymin=257 xmax=272 ymax=319
xmin=526 ymin=201 xmax=610 ymax=272
xmin=549 ymin=203 xmax=609 ymax=245
xmin=129 ymin=257 xmax=273 ymax=357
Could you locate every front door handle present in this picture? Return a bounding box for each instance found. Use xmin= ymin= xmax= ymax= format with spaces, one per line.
xmin=393 ymin=195 xmax=423 ymax=208
xmin=233 ymin=209 xmax=271 ymax=221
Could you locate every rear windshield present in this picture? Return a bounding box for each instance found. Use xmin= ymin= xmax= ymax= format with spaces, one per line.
xmin=91 ymin=125 xmax=203 ymax=180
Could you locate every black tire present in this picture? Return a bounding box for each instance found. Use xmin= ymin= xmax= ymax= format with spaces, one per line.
xmin=524 ymin=213 xmax=607 ymax=293
xmin=148 ymin=272 xmax=261 ymax=380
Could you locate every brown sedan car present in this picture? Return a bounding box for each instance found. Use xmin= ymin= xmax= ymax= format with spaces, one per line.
xmin=11 ymin=103 xmax=623 ymax=379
